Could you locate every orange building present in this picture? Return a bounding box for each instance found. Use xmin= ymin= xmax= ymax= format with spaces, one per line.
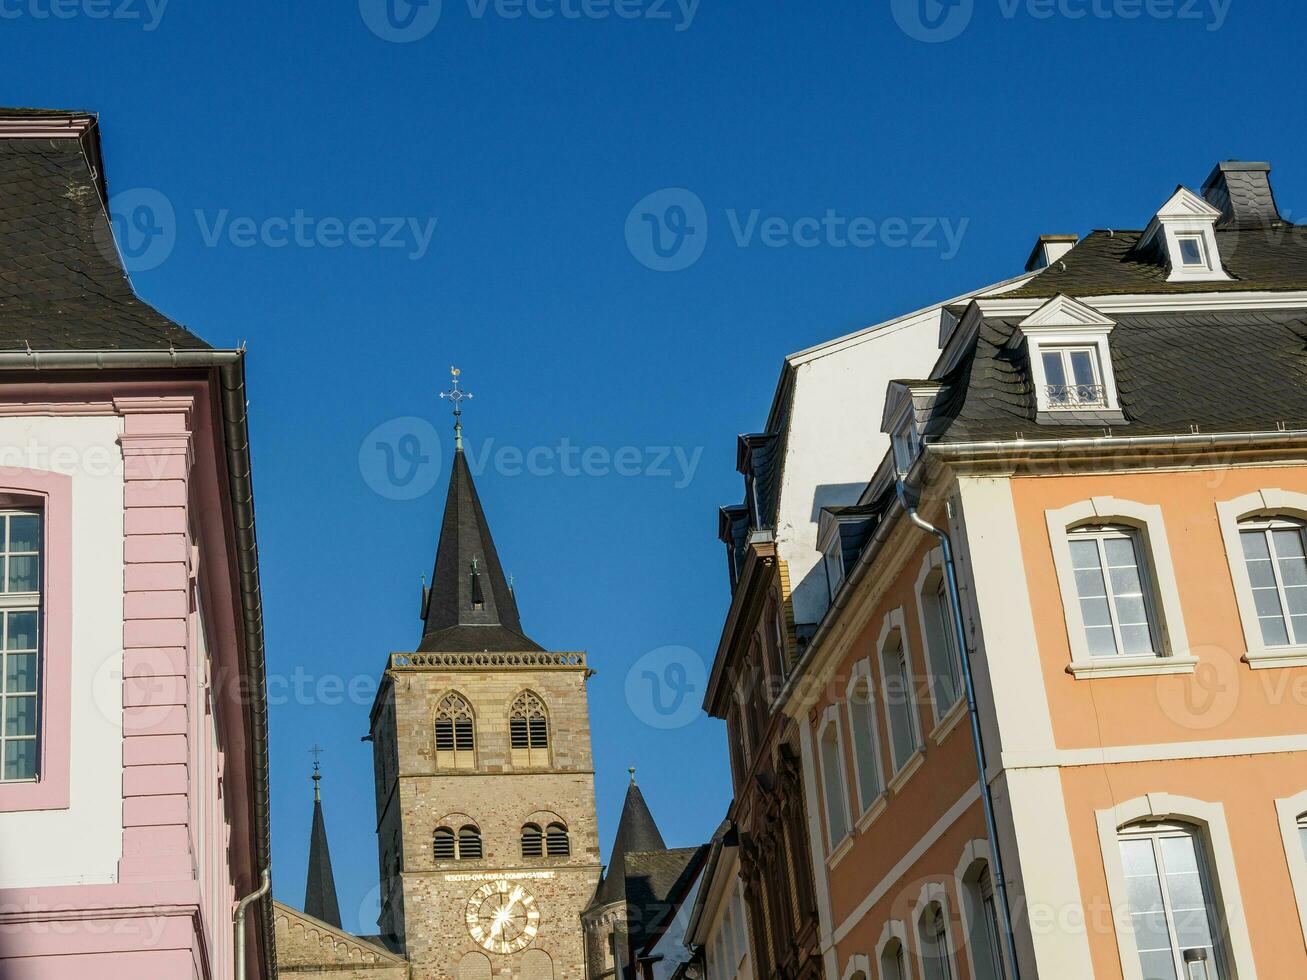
xmin=772 ymin=162 xmax=1307 ymax=980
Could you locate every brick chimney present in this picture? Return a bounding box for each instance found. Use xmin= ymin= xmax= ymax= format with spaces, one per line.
xmin=1201 ymin=161 xmax=1282 ymax=227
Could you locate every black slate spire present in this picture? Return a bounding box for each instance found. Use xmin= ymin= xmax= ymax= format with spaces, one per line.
xmin=420 ymin=370 xmax=543 ymax=653
xmin=588 ymin=769 xmax=667 ymax=910
xmin=304 ymin=758 xmax=342 ymax=929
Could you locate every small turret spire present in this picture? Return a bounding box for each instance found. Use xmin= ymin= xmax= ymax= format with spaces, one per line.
xmin=304 ymin=745 xmax=342 ymax=928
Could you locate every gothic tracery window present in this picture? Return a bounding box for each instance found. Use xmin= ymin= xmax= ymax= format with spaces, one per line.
xmin=435 ymin=692 xmax=476 ymax=769
xmin=510 ymin=691 xmax=550 ymax=767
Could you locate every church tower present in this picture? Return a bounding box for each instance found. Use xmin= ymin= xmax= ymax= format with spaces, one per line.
xmin=369 ymin=372 xmax=602 ymax=980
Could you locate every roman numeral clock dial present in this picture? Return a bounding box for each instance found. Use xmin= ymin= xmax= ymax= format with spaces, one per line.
xmin=466 ymin=880 xmax=542 ymax=955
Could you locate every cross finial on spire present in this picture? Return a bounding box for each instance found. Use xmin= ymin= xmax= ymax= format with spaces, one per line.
xmin=439 ymin=366 xmax=474 ymax=452
xmin=310 ymin=744 xmax=324 ymax=802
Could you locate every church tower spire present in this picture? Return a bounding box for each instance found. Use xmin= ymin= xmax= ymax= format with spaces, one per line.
xmin=421 ymin=368 xmax=543 ymax=653
xmin=304 ymin=748 xmax=342 ymax=929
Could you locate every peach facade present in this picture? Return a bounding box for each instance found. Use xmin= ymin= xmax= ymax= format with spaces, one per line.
xmin=789 ymin=457 xmax=1307 ymax=980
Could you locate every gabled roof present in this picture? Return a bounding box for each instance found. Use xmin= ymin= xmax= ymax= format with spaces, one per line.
xmin=304 ymin=776 xmax=342 ymax=929
xmin=419 ymin=447 xmax=543 ymax=653
xmin=0 ymin=108 xmax=207 ymax=351
xmin=587 ymin=776 xmax=667 ymax=912
xmin=1000 ymin=226 xmax=1307 ymax=298
xmin=931 ymin=308 xmax=1307 ymax=444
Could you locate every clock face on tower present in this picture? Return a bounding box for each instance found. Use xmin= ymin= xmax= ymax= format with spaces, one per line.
xmin=466 ymin=880 xmax=542 ymax=954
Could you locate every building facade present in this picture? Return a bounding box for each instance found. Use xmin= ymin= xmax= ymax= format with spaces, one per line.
xmin=0 ymin=108 xmax=273 ymax=978
xmin=785 ymin=162 xmax=1307 ymax=980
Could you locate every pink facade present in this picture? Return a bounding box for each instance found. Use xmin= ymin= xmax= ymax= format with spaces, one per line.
xmin=0 ymin=381 xmax=271 ymax=979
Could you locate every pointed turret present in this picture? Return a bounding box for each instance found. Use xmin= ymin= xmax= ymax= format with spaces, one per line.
xmin=588 ymin=769 xmax=667 ymax=912
xmin=420 ymin=369 xmax=543 ymax=653
xmin=304 ymin=760 xmax=342 ymax=929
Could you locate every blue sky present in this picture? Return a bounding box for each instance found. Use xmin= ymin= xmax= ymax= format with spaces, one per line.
xmin=5 ymin=0 xmax=1305 ymax=934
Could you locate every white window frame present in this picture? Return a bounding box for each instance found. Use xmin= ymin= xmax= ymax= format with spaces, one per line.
xmin=0 ymin=508 xmax=40 ymax=784
xmin=1274 ymin=789 xmax=1307 ymax=947
xmin=1095 ymin=794 xmax=1257 ymax=980
xmin=841 ymin=953 xmax=871 ymax=980
xmin=824 ymin=538 xmax=846 ymax=601
xmin=1216 ymin=489 xmax=1307 ymax=669
xmin=1038 ymin=345 xmax=1108 ymax=409
xmin=875 ymin=919 xmax=915 ymax=980
xmin=1066 ymin=524 xmax=1163 ymax=660
xmin=910 ymin=882 xmax=960 ymax=980
xmin=877 ymin=609 xmax=924 ymax=787
xmin=1046 ymin=497 xmax=1196 ymax=678
xmin=914 ymin=548 xmax=965 ymax=737
xmin=817 ymin=705 xmax=854 ymax=861
xmin=953 ymin=841 xmax=1008 ymax=980
xmin=845 ymin=660 xmax=887 ymax=828
xmin=891 ymin=413 xmax=922 ymax=476
xmin=1017 ymin=295 xmax=1122 ymax=414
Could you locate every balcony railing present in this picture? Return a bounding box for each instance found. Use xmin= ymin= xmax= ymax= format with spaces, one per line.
xmin=1045 ymin=383 xmax=1106 ymax=408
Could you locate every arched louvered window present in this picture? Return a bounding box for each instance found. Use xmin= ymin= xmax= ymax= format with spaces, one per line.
xmin=546 ymin=822 xmax=571 ymax=857
xmin=510 ymin=691 xmax=549 ymax=767
xmin=522 ymin=822 xmax=544 ymax=857
xmin=435 ymin=692 xmax=476 ymax=770
xmin=434 ymin=826 xmax=457 ymax=861
xmin=458 ymin=825 xmax=483 ymax=860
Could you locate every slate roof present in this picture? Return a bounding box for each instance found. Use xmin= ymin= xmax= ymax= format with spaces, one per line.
xmin=304 ymin=785 xmax=342 ymax=929
xmin=419 ymin=448 xmax=543 ymax=653
xmin=933 ymin=308 xmax=1307 ymax=444
xmin=625 ymin=846 xmax=707 ymax=954
xmin=1001 ymin=226 xmax=1307 ymax=299
xmin=0 ymin=113 xmax=207 ymax=350
xmin=587 ymin=778 xmax=667 ymax=911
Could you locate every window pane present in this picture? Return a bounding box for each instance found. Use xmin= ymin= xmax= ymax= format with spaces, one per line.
xmin=8 ymin=515 xmax=38 ymax=553
xmin=1137 ymin=949 xmax=1178 ymax=980
xmin=3 ymin=739 xmax=35 ymax=780
xmin=1069 ymin=349 xmax=1098 ymax=387
xmin=882 ymin=644 xmax=917 ymax=769
xmin=820 ymin=728 xmax=848 ymax=843
xmin=1178 ymin=236 xmax=1204 ymax=266
xmin=4 ymin=653 xmax=37 ymax=693
xmin=850 ymin=692 xmax=881 ymax=808
xmin=1070 ymin=538 xmax=1101 ymax=571
xmin=1119 ymin=624 xmax=1155 ymax=656
xmin=1042 ymin=351 xmax=1068 ymax=388
xmin=6 ymin=612 xmax=37 ymax=651
xmin=1259 ymin=614 xmax=1291 ymax=647
xmin=5 ymin=695 xmax=36 ymax=736
xmin=7 ymin=556 xmax=37 ymax=594
xmin=1253 ymin=583 xmax=1287 ymax=617
xmin=1085 ymin=624 xmax=1119 ymax=657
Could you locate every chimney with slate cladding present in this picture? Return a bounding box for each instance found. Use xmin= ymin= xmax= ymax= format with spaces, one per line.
xmin=1202 ymin=161 xmax=1282 ymax=227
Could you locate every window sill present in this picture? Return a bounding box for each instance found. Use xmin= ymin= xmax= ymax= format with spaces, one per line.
xmin=1243 ymin=646 xmax=1307 ymax=670
xmin=825 ymin=834 xmax=855 ymax=870
xmin=1067 ymin=655 xmax=1199 ymax=679
xmin=886 ymin=748 xmax=926 ymax=794
xmin=929 ymin=699 xmax=967 ymax=745
xmin=853 ymin=793 xmax=889 ymax=834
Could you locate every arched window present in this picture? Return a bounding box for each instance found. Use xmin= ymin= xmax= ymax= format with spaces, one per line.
xmin=1115 ymin=821 xmax=1226 ymax=979
xmin=916 ymin=551 xmax=962 ymax=724
xmin=878 ymin=938 xmax=907 ymax=980
xmin=546 ymin=822 xmax=571 ymax=857
xmin=434 ymin=823 xmax=483 ymax=861
xmin=1068 ymin=524 xmax=1159 ymax=658
xmin=845 ymin=664 xmax=884 ymax=815
xmin=510 ymin=691 xmax=549 ymax=767
xmin=817 ymin=709 xmax=850 ymax=849
xmin=879 ymin=615 xmax=921 ymax=776
xmin=960 ymin=860 xmax=1005 ymax=980
xmin=522 ymin=823 xmax=543 ymax=857
xmin=458 ymin=824 xmax=483 ymax=860
xmin=917 ymin=901 xmax=955 ymax=980
xmin=1236 ymin=515 xmax=1307 ymax=647
xmin=435 ymin=692 xmax=476 ymax=770
xmin=0 ymin=509 xmax=42 ymax=783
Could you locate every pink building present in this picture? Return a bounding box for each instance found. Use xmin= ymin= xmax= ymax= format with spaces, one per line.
xmin=0 ymin=109 xmax=274 ymax=978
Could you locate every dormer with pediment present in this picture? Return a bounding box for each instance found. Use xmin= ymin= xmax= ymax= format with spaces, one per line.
xmin=1135 ymin=186 xmax=1232 ymax=283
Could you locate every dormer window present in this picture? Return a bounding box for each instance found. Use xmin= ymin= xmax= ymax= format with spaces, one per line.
xmin=891 ymin=420 xmax=920 ymax=475
xmin=1137 ymin=187 xmax=1230 ymax=283
xmin=817 ymin=506 xmax=877 ymax=605
xmin=823 ymin=539 xmax=845 ymax=601
xmin=1041 ymin=346 xmax=1105 ymax=408
xmin=1015 ymin=295 xmax=1123 ymax=417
